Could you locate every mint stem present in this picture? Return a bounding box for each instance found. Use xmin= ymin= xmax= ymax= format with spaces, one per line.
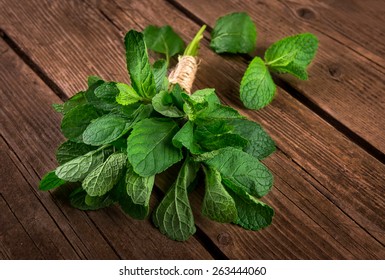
xmin=184 ymin=25 xmax=207 ymax=57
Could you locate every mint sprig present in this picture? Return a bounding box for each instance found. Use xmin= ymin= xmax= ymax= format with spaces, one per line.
xmin=210 ymin=13 xmax=318 ymax=110
xmin=38 ymin=16 xmax=318 ymax=241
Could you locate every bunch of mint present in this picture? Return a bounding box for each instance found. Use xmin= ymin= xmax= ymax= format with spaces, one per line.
xmin=40 ymin=12 xmax=317 ymax=241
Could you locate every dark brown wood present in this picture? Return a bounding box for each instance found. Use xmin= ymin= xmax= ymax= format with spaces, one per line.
xmin=0 ymin=39 xmax=212 ymax=259
xmin=171 ymin=0 xmax=385 ymax=156
xmin=276 ymin=0 xmax=385 ymax=63
xmin=1 ymin=0 xmax=384 ymax=259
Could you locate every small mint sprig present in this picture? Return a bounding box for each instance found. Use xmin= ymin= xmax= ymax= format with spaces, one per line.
xmin=210 ymin=12 xmax=318 ymax=110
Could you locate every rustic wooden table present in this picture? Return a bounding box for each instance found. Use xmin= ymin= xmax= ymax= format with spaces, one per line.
xmin=1 ymin=0 xmax=384 ymax=259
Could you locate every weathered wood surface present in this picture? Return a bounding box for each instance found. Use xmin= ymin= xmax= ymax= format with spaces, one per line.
xmin=1 ymin=0 xmax=384 ymax=259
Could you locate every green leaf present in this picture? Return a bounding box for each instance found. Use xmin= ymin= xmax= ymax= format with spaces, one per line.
xmin=240 ymin=57 xmax=276 ymax=110
xmin=172 ymin=121 xmax=204 ymax=154
xmin=82 ymin=152 xmax=127 ymax=196
xmin=55 ymin=148 xmax=105 ymax=182
xmin=114 ymin=172 xmax=145 ymax=219
xmin=226 ymin=186 xmax=274 ymax=230
xmin=69 ymin=186 xmax=115 ymax=211
xmin=265 ymin=33 xmax=318 ymax=80
xmin=152 ymin=90 xmax=185 ymax=118
xmin=39 ymin=171 xmax=66 ymax=191
xmin=52 ymin=103 xmax=64 ymax=113
xmin=191 ymin=88 xmax=220 ymax=104
xmin=84 ymin=78 xmax=107 ymax=110
xmin=125 ymin=30 xmax=156 ymax=98
xmin=127 ymin=118 xmax=183 ymax=176
xmin=210 ymin=12 xmax=257 ymax=54
xmin=61 ymin=104 xmax=101 ymax=142
xmin=56 ymin=140 xmax=97 ymax=165
xmin=115 ymin=83 xmax=142 ymax=105
xmin=153 ymin=158 xmax=198 ymax=241
xmin=63 ymin=92 xmax=87 ymax=114
xmin=144 ymin=25 xmax=185 ymax=60
xmin=93 ymin=82 xmax=121 ymax=111
xmin=203 ymin=147 xmax=273 ymax=197
xmin=194 ymin=120 xmax=248 ymax=151
xmin=83 ymin=114 xmax=132 ymax=146
xmin=202 ymin=166 xmax=237 ymax=223
xmin=153 ymin=59 xmax=168 ymax=93
xmin=120 ymin=165 xmax=155 ymax=219
xmin=229 ymin=119 xmax=275 ymax=159
xmin=126 ymin=166 xmax=154 ymax=206
xmin=87 ymin=75 xmax=104 ymax=87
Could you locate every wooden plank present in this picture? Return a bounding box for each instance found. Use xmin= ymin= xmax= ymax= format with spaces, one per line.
xmin=0 ymin=39 xmax=211 ymax=259
xmin=0 ymin=188 xmax=44 ymax=260
xmin=0 ymin=140 xmax=79 ymax=259
xmin=276 ymin=0 xmax=385 ymax=64
xmin=171 ymin=0 xmax=385 ymax=156
xmin=1 ymin=0 xmax=384 ymax=258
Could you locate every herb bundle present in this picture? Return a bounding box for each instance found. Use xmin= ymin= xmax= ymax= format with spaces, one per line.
xmin=40 ymin=12 xmax=318 ymax=241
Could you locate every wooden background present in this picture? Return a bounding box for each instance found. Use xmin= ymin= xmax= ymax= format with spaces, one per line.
xmin=1 ymin=0 xmax=384 ymax=259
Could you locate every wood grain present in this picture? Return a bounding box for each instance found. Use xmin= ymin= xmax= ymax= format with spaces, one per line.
xmin=0 ymin=39 xmax=212 ymax=259
xmin=1 ymin=0 xmax=384 ymax=259
xmin=277 ymin=0 xmax=385 ymax=64
xmin=171 ymin=0 xmax=385 ymax=156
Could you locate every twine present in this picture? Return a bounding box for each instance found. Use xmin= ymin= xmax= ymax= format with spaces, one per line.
xmin=168 ymin=55 xmax=199 ymax=94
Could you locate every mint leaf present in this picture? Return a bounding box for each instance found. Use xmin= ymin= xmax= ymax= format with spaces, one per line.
xmin=52 ymin=103 xmax=64 ymax=113
xmin=125 ymin=30 xmax=156 ymax=98
xmin=144 ymin=25 xmax=185 ymax=61
xmin=115 ymin=83 xmax=142 ymax=105
xmin=153 ymin=59 xmax=168 ymax=93
xmin=210 ymin=12 xmax=257 ymax=54
xmin=152 ymin=90 xmax=185 ymax=118
xmin=172 ymin=121 xmax=204 ymax=154
xmin=82 ymin=152 xmax=127 ymax=196
xmin=194 ymin=120 xmax=248 ymax=151
xmin=191 ymin=88 xmax=220 ymax=104
xmin=69 ymin=186 xmax=115 ymax=211
xmin=203 ymin=147 xmax=273 ymax=197
xmin=114 ymin=172 xmax=146 ymax=220
xmin=124 ymin=165 xmax=154 ymax=219
xmin=55 ymin=148 xmax=105 ymax=182
xmin=56 ymin=140 xmax=97 ymax=165
xmin=226 ymin=186 xmax=274 ymax=230
xmin=265 ymin=33 xmax=318 ymax=80
xmin=83 ymin=115 xmax=132 ymax=146
xmin=61 ymin=104 xmax=101 ymax=142
xmin=229 ymin=119 xmax=276 ymax=159
xmin=63 ymin=92 xmax=87 ymax=114
xmin=127 ymin=118 xmax=182 ymax=176
xmin=153 ymin=158 xmax=198 ymax=241
xmin=202 ymin=166 xmax=237 ymax=223
xmin=87 ymin=75 xmax=103 ymax=87
xmin=39 ymin=171 xmax=66 ymax=191
xmin=240 ymin=57 xmax=276 ymax=110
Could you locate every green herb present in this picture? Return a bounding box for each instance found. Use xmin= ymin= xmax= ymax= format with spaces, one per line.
xmin=210 ymin=12 xmax=257 ymax=54
xmin=240 ymin=57 xmax=276 ymax=110
xmin=211 ymin=13 xmax=318 ymax=109
xmin=144 ymin=25 xmax=185 ymax=64
xmin=153 ymin=157 xmax=198 ymax=241
xmin=39 ymin=13 xmax=318 ymax=241
xmin=265 ymin=33 xmax=319 ymax=80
